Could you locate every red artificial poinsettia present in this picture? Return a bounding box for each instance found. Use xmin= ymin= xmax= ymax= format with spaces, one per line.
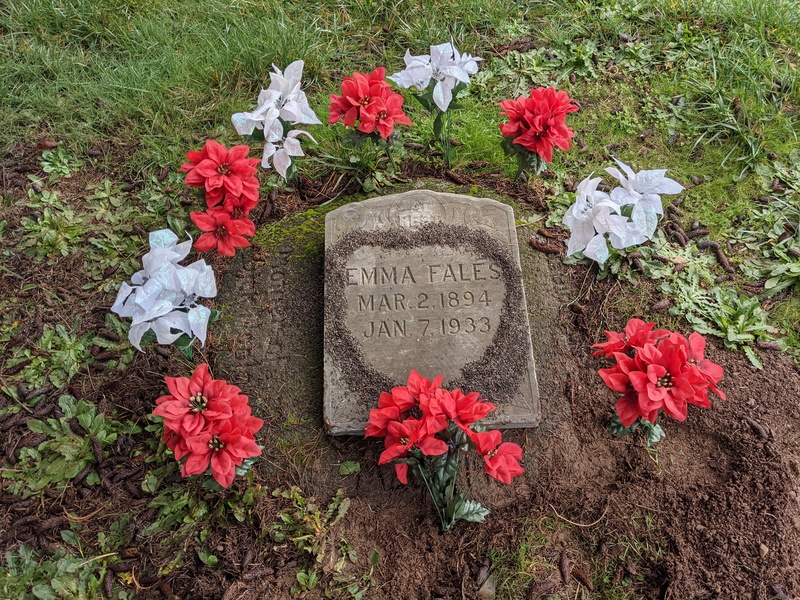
xmin=669 ymin=332 xmax=727 ymax=403
xmin=222 ymin=193 xmax=259 ymax=219
xmin=152 ymin=363 xmax=235 ymax=437
xmin=359 ymin=89 xmax=413 ymax=138
xmin=470 ymin=430 xmax=525 ymax=485
xmin=152 ymin=363 xmax=264 ymax=488
xmin=378 ymin=418 xmax=448 ymax=465
xmin=407 ymin=369 xmax=444 ymax=405
xmin=499 ymin=86 xmax=578 ymax=162
xmin=365 ymin=371 xmax=523 ymax=531
xmin=180 ymin=140 xmax=260 ymax=204
xmin=190 ymin=209 xmax=252 ymax=256
xmin=183 ymin=416 xmax=262 ymax=488
xmin=595 ymin=321 xmax=725 ymax=432
xmin=365 ymin=386 xmax=416 ymax=438
xmin=328 ymin=67 xmax=412 ymax=139
xmin=591 ymin=318 xmax=670 ymax=358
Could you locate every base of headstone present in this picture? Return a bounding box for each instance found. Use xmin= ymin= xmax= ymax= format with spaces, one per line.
xmin=324 ymin=190 xmax=540 ymax=435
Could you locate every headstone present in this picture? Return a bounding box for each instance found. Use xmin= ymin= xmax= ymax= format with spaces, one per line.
xmin=324 ymin=190 xmax=540 ymax=435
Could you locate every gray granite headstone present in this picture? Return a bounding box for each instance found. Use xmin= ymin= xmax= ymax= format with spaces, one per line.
xmin=324 ymin=190 xmax=540 ymax=435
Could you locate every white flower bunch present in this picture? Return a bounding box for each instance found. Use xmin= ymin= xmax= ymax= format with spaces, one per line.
xmin=389 ymin=40 xmax=481 ymax=112
xmin=111 ymin=230 xmax=217 ymax=350
xmin=231 ymin=60 xmax=320 ymax=179
xmin=564 ymin=159 xmax=684 ymax=265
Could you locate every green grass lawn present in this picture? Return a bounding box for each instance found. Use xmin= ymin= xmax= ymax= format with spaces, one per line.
xmin=1 ymin=0 xmax=799 ymax=597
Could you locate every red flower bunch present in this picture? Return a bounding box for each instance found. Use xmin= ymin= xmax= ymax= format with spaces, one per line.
xmin=180 ymin=140 xmax=260 ymax=256
xmin=152 ymin=363 xmax=264 ymax=488
xmin=595 ymin=319 xmax=726 ymax=430
xmin=498 ymin=86 xmax=578 ymax=163
xmin=328 ymin=67 xmax=412 ymax=139
xmin=365 ymin=370 xmax=523 ymax=485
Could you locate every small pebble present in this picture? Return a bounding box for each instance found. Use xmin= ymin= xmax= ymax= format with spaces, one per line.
xmin=475 ymin=573 xmax=496 ymax=600
xmin=759 ymin=543 xmax=769 ymax=558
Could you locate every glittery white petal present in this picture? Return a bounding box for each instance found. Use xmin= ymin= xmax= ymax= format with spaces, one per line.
xmin=186 ymin=260 xmax=217 ymax=297
xmin=128 ymin=323 xmax=151 ymax=351
xmin=149 ymin=229 xmax=178 ymax=249
xmin=188 ymin=305 xmax=211 ymax=345
xmin=273 ymin=149 xmax=291 ymax=179
xmin=432 ymin=79 xmax=453 ymax=112
xmin=610 ymin=186 xmax=640 ymax=206
xmin=583 ymin=233 xmax=611 ymax=265
xmin=565 ymin=215 xmax=596 ymax=255
xmin=150 ymin=313 xmax=188 ymax=345
xmin=113 ymin=229 xmax=217 ymax=352
xmin=262 ymin=142 xmax=277 ymax=169
xmin=111 ymin=282 xmax=133 ymax=315
xmin=631 ymin=202 xmax=659 ymax=239
xmin=231 ymin=112 xmax=257 ymax=136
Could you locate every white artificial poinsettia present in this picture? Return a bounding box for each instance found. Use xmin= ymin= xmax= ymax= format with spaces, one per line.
xmin=389 ymin=39 xmax=482 ymax=112
xmin=563 ymin=176 xmax=630 ymax=265
xmin=111 ymin=230 xmax=216 ymax=351
xmin=563 ymin=161 xmax=684 ymax=266
xmin=261 ymin=120 xmax=317 ymax=179
xmin=231 ymin=59 xmax=321 ymax=137
xmin=606 ymin=159 xmax=684 ymax=238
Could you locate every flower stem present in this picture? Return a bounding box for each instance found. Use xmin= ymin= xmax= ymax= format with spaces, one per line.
xmin=442 ymin=111 xmax=452 ymax=168
xmin=416 ymin=464 xmax=446 ymax=529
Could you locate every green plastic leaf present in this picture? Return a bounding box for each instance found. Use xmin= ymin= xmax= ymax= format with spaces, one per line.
xmin=456 ymin=499 xmax=490 ymax=523
xmin=642 ymin=421 xmax=666 ymax=446
xmin=607 ymin=413 xmax=640 ymax=438
xmin=433 ymin=113 xmax=444 ymax=139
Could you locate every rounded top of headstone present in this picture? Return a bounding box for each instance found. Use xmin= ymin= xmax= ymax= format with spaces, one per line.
xmin=325 ymin=190 xmax=515 ymax=248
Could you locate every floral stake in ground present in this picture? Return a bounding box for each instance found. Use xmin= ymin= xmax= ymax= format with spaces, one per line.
xmin=180 ymin=139 xmax=260 ymax=257
xmin=366 ymin=371 xmax=523 ymax=532
xmin=329 ymin=67 xmax=412 ymax=190
xmin=389 ymin=39 xmax=481 ymax=166
xmin=152 ymin=363 xmax=263 ymax=488
xmin=498 ymin=86 xmax=578 ymax=179
xmin=594 ymin=318 xmax=726 ymax=445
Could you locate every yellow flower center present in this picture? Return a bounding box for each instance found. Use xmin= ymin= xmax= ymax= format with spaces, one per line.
xmin=189 ymin=393 xmax=208 ymax=412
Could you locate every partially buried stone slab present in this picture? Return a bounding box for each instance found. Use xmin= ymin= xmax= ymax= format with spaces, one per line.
xmin=324 ymin=190 xmax=540 ymax=435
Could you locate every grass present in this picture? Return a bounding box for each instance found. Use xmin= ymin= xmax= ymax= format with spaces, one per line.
xmin=1 ymin=0 xmax=799 ymax=596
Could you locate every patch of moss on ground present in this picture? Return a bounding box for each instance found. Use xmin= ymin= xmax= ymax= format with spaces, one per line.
xmin=254 ymin=199 xmax=348 ymax=259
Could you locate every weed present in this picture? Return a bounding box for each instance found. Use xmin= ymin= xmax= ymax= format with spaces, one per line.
xmin=271 ymin=487 xmax=378 ymax=598
xmin=2 ymin=395 xmax=140 ymax=497
xmin=293 ymin=566 xmax=321 ymax=594
xmin=17 ymin=189 xmax=88 ymax=260
xmin=662 ymin=270 xmax=780 ymax=368
xmin=0 ymin=544 xmax=131 ymax=600
xmin=487 ymin=517 xmax=564 ymax=598
xmin=590 ymin=513 xmax=665 ymax=598
xmin=271 ymin=487 xmax=351 ymax=562
xmin=39 ymin=144 xmax=83 ymax=180
xmin=742 ymin=242 xmax=800 ymax=296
